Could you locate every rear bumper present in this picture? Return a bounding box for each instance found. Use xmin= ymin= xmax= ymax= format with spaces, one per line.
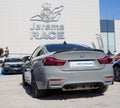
xmin=62 ymin=82 xmax=106 ymax=91
xmin=47 ymin=77 xmax=113 ymax=91
xmin=35 ymin=65 xmax=114 ymax=90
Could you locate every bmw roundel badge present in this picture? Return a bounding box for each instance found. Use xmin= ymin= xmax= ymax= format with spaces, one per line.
xmin=80 ymin=54 xmax=85 ymax=58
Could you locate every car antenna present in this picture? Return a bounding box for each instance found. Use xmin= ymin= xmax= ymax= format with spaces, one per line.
xmin=63 ymin=41 xmax=67 ymax=44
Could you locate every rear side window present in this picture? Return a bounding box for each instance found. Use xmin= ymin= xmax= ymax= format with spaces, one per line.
xmin=36 ymin=49 xmax=45 ymax=57
xmin=46 ymin=44 xmax=93 ymax=52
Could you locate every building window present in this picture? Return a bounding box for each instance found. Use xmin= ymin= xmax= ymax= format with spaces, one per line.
xmin=101 ymin=32 xmax=115 ymax=54
xmin=100 ymin=20 xmax=116 ymax=55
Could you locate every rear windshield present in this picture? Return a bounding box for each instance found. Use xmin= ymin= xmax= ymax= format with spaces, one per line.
xmin=46 ymin=44 xmax=93 ymax=52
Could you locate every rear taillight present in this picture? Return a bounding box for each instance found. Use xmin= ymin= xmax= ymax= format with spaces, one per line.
xmin=98 ymin=56 xmax=112 ymax=64
xmin=42 ymin=57 xmax=66 ymax=66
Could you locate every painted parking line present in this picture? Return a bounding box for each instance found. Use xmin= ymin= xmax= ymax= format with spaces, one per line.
xmin=0 ymin=68 xmax=4 ymax=76
xmin=0 ymin=73 xmax=4 ymax=76
xmin=0 ymin=72 xmax=5 ymax=76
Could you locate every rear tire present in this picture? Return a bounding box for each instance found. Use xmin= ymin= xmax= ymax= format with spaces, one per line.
xmin=31 ymin=72 xmax=46 ymax=98
xmin=31 ymin=81 xmax=40 ymax=98
xmin=22 ymin=73 xmax=28 ymax=86
xmin=92 ymin=85 xmax=108 ymax=94
xmin=114 ymin=66 xmax=120 ymax=81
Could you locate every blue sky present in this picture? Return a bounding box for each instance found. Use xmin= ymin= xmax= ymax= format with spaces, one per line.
xmin=100 ymin=0 xmax=120 ymax=20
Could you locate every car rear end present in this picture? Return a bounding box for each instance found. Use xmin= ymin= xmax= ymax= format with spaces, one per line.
xmin=35 ymin=44 xmax=114 ymax=92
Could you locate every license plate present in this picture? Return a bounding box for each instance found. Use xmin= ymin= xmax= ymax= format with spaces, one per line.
xmin=70 ymin=61 xmax=94 ymax=67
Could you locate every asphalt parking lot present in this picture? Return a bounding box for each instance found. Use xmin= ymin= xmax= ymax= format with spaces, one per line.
xmin=0 ymin=72 xmax=120 ymax=108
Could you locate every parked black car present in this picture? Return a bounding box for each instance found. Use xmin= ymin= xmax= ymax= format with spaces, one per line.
xmin=113 ymin=59 xmax=120 ymax=81
xmin=2 ymin=57 xmax=25 ymax=74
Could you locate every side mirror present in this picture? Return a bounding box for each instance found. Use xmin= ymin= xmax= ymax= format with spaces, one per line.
xmin=27 ymin=60 xmax=34 ymax=67
xmin=27 ymin=56 xmax=31 ymax=61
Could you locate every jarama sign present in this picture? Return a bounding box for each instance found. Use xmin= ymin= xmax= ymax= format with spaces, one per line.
xmin=30 ymin=3 xmax=65 ymax=40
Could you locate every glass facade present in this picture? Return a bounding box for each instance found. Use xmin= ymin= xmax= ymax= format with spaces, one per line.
xmin=100 ymin=20 xmax=115 ymax=32
xmin=100 ymin=20 xmax=116 ymax=55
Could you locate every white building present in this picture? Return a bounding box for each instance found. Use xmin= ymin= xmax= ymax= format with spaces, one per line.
xmin=0 ymin=0 xmax=100 ymax=56
xmin=115 ymin=20 xmax=120 ymax=54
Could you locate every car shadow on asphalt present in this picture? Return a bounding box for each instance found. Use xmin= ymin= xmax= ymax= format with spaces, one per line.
xmin=40 ymin=90 xmax=104 ymax=100
xmin=21 ymin=83 xmax=104 ymax=100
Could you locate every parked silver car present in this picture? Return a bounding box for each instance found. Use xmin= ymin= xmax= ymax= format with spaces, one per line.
xmin=23 ymin=43 xmax=114 ymax=98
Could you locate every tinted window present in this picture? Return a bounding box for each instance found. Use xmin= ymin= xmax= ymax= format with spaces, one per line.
xmin=100 ymin=20 xmax=114 ymax=32
xmin=36 ymin=49 xmax=45 ymax=57
xmin=46 ymin=44 xmax=93 ymax=52
xmin=31 ymin=46 xmax=41 ymax=58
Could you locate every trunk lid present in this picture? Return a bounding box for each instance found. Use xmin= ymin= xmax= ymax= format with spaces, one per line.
xmin=53 ymin=50 xmax=106 ymax=71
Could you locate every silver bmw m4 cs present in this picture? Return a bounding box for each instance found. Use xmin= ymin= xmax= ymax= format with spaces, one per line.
xmin=22 ymin=43 xmax=114 ymax=98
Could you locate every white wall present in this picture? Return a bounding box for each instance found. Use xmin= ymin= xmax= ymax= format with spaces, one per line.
xmin=115 ymin=20 xmax=120 ymax=54
xmin=0 ymin=0 xmax=100 ymax=55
